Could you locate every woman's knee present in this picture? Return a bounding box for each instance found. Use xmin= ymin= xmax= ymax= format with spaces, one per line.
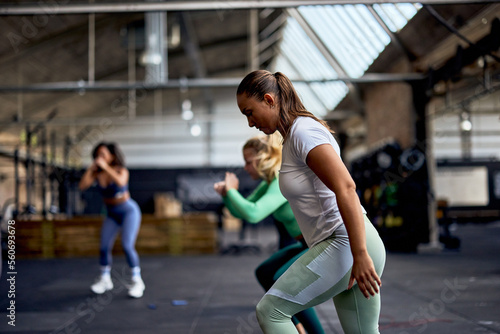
xmin=121 ymin=240 xmax=137 ymax=254
xmin=256 ymin=297 xmax=269 ymax=326
xmin=256 ymin=295 xmax=290 ymax=325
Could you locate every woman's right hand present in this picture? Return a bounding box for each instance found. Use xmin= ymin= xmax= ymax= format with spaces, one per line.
xmin=214 ymin=181 xmax=227 ymax=196
xmin=224 ymin=172 xmax=239 ymax=191
xmin=349 ymin=252 xmax=381 ymax=299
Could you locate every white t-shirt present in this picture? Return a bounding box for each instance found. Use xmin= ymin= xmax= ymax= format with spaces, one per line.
xmin=279 ymin=117 xmax=363 ymax=247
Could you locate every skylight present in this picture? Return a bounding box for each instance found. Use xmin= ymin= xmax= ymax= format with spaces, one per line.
xmin=271 ymin=3 xmax=421 ymax=117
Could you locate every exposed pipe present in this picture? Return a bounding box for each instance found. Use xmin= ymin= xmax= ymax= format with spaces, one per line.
xmin=88 ymin=11 xmax=96 ymax=83
xmin=0 ymin=1 xmax=496 ymax=15
xmin=128 ymin=27 xmax=137 ymax=120
xmin=143 ymin=10 xmax=168 ymax=83
xmin=0 ymin=74 xmax=427 ymax=93
xmin=0 ymin=114 xmax=251 ymax=127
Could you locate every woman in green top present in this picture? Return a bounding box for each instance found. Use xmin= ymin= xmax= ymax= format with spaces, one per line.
xmin=214 ymin=134 xmax=324 ymax=334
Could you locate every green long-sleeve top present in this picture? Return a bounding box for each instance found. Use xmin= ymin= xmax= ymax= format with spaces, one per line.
xmin=223 ymin=177 xmax=302 ymax=238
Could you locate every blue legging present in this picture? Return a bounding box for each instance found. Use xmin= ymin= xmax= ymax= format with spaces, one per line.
xmin=256 ymin=216 xmax=386 ymax=334
xmin=99 ymin=199 xmax=142 ymax=268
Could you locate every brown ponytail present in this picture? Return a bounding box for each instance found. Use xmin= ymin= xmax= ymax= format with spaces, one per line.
xmin=237 ymin=70 xmax=333 ymax=141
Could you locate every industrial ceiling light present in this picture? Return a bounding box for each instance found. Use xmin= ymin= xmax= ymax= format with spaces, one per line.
xmin=190 ymin=123 xmax=201 ymax=137
xmin=460 ymin=119 xmax=472 ymax=132
xmin=182 ymin=109 xmax=194 ymax=121
xmin=78 ymin=79 xmax=86 ymax=96
xmin=460 ymin=111 xmax=472 ymax=132
xmin=181 ymin=99 xmax=194 ymax=121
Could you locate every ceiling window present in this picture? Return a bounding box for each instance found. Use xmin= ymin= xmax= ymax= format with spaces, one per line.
xmin=272 ymin=3 xmax=421 ymax=117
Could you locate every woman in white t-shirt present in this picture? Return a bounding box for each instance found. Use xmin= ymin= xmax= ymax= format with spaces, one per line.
xmin=236 ymin=70 xmax=386 ymax=334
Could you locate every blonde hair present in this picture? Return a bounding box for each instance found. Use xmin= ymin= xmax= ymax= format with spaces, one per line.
xmin=237 ymin=70 xmax=333 ymax=141
xmin=243 ymin=132 xmax=282 ymax=183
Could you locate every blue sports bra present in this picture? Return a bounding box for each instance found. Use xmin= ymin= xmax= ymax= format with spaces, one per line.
xmin=97 ymin=182 xmax=128 ymax=199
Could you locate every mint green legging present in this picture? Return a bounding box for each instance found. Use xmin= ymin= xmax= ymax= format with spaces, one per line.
xmin=256 ymin=216 xmax=386 ymax=334
xmin=256 ymin=239 xmax=324 ymax=333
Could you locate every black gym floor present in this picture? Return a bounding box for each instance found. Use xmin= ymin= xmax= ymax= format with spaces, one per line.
xmin=1 ymin=221 xmax=499 ymax=334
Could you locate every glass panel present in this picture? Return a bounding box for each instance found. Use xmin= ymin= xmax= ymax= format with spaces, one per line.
xmin=272 ymin=4 xmax=420 ymax=115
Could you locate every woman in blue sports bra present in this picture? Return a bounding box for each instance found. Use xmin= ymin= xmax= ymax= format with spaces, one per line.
xmin=79 ymin=142 xmax=145 ymax=298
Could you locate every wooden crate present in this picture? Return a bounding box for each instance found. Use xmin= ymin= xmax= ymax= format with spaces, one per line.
xmin=14 ymin=212 xmax=218 ymax=259
xmin=179 ymin=213 xmax=218 ymax=255
xmin=154 ymin=192 xmax=183 ymax=218
xmin=53 ymin=219 xmax=102 ymax=257
xmin=14 ymin=220 xmax=49 ymax=258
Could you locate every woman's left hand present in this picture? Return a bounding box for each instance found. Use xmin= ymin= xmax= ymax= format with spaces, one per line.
xmin=348 ymin=252 xmax=381 ymax=299
xmin=224 ymin=172 xmax=239 ymax=191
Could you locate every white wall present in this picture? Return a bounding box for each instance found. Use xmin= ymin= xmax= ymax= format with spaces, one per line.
xmin=433 ymin=113 xmax=500 ymax=160
xmin=432 ymin=88 xmax=500 ymax=160
xmin=79 ymin=88 xmax=260 ymax=168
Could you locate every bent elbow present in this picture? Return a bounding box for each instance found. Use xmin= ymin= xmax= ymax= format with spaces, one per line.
xmin=78 ymin=179 xmax=86 ymax=190
xmin=79 ymin=179 xmax=92 ymax=191
xmin=337 ymin=180 xmax=357 ymax=199
xmin=347 ymin=181 xmax=357 ymax=193
xmin=244 ymin=214 xmax=262 ymax=224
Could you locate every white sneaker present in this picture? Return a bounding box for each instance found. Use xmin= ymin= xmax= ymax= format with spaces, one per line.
xmin=90 ymin=275 xmax=113 ymax=294
xmin=128 ymin=277 xmax=145 ymax=298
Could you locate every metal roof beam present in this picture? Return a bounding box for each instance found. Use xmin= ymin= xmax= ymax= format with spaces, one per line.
xmin=259 ymin=13 xmax=288 ymax=40
xmin=258 ymin=27 xmax=284 ymax=53
xmin=0 ymin=1 xmax=496 ymax=15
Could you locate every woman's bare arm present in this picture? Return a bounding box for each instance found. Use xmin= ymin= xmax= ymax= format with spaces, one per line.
xmin=306 ymin=143 xmax=381 ymax=298
xmin=95 ymin=157 xmax=129 ymax=187
xmin=79 ymin=163 xmax=98 ymax=191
